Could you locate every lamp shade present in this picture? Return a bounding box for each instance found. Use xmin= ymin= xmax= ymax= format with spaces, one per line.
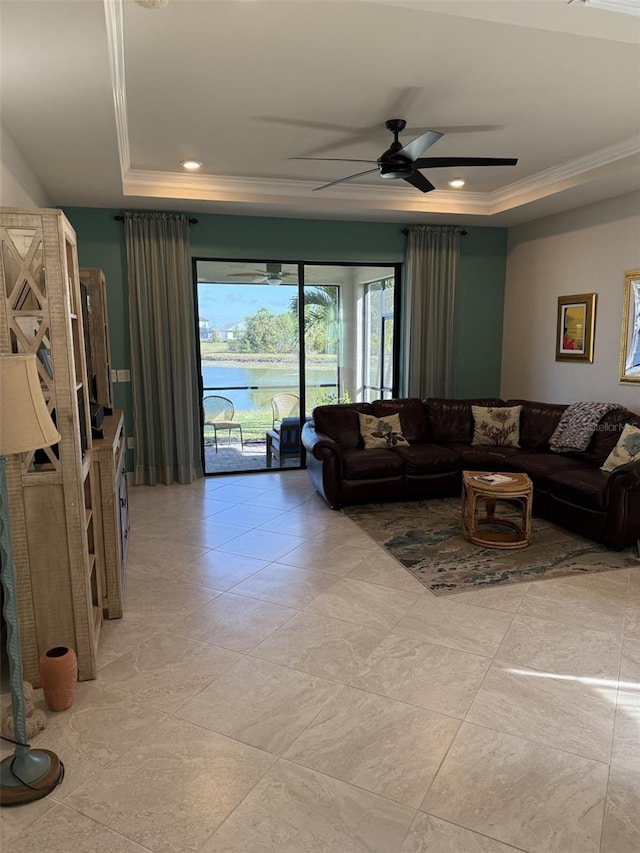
xmin=0 ymin=355 xmax=61 ymax=455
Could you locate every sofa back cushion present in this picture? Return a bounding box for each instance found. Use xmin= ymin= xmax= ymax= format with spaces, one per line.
xmin=504 ymin=399 xmax=567 ymax=450
xmin=371 ymin=398 xmax=430 ymax=443
xmin=312 ymin=403 xmax=374 ymax=450
xmin=579 ymin=408 xmax=640 ymax=466
xmin=426 ymin=398 xmax=503 ymax=443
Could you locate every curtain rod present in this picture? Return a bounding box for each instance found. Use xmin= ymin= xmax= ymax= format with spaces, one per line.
xmin=402 ymin=227 xmax=467 ymax=236
xmin=113 ymin=215 xmax=198 ymax=224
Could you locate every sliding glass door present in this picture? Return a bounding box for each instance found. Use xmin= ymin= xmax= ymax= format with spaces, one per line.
xmin=194 ymin=259 xmax=399 ymax=475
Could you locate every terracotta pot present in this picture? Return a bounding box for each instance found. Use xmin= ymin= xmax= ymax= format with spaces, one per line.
xmin=39 ymin=646 xmax=78 ymax=711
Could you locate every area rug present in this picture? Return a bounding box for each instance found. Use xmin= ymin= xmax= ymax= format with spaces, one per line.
xmin=343 ymin=498 xmax=637 ymax=595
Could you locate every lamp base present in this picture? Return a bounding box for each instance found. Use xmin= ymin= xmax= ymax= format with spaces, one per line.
xmin=0 ymin=749 xmax=64 ymax=806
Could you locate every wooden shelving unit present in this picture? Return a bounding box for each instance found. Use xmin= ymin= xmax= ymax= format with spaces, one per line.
xmin=0 ymin=207 xmax=102 ymax=683
xmin=92 ymin=411 xmax=128 ymax=619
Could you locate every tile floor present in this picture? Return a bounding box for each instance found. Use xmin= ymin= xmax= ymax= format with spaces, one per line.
xmin=1 ymin=469 xmax=639 ymax=852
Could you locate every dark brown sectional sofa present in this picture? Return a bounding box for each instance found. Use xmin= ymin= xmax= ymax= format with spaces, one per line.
xmin=301 ymin=397 xmax=640 ymax=550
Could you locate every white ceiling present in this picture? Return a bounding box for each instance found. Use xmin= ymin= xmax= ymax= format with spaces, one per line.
xmin=2 ymin=0 xmax=639 ymax=226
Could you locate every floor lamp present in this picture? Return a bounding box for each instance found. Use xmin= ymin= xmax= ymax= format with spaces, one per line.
xmin=0 ymin=354 xmax=64 ymax=805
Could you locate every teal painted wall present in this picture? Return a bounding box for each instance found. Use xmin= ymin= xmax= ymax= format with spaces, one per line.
xmin=455 ymin=226 xmax=508 ymax=397
xmin=63 ymin=207 xmax=508 ymax=465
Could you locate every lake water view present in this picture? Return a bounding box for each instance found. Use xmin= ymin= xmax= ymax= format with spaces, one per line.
xmin=201 ymin=363 xmax=338 ymax=412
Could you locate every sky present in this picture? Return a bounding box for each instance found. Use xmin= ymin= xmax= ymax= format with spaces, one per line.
xmin=197 ymin=283 xmax=297 ymax=328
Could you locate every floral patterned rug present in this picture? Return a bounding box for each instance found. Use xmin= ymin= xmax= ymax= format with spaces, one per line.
xmin=343 ymin=497 xmax=637 ymax=595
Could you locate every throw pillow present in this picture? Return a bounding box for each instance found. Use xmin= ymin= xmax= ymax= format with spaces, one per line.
xmin=471 ymin=405 xmax=522 ymax=447
xmin=358 ymin=412 xmax=409 ymax=449
xmin=601 ymin=423 xmax=640 ymax=472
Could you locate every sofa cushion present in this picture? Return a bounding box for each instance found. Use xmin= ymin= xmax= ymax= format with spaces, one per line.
xmin=445 ymin=443 xmax=521 ymax=469
xmin=313 ymin=403 xmax=373 ymax=450
xmin=579 ymin=409 xmax=640 ymax=466
xmin=427 ymin=398 xmax=504 ymax=443
xmin=504 ymin=399 xmax=567 ymax=450
xmin=358 ymin=412 xmax=409 ymax=449
xmin=601 ymin=423 xmax=640 ymax=472
xmin=392 ymin=443 xmax=460 ymax=475
xmin=342 ymin=448 xmax=405 ymax=480
xmin=503 ymin=451 xmax=586 ymax=488
xmin=471 ymin=405 xmax=521 ymax=447
xmin=371 ymin=398 xmax=430 ymax=443
xmin=545 ymin=468 xmax=610 ymax=511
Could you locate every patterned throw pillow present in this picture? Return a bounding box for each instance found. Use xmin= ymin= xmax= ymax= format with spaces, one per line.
xmin=601 ymin=423 xmax=640 ymax=472
xmin=358 ymin=412 xmax=409 ymax=449
xmin=471 ymin=405 xmax=521 ymax=447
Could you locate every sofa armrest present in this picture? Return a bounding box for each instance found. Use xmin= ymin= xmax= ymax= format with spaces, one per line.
xmin=302 ymin=422 xmax=341 ymax=462
xmin=302 ymin=421 xmax=345 ymax=508
xmin=604 ymin=458 xmax=640 ymax=548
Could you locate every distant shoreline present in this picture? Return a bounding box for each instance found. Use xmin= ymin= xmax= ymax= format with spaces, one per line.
xmin=201 ymin=353 xmax=335 ymax=368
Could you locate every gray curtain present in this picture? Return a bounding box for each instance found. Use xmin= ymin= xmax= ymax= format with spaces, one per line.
xmin=402 ymin=225 xmax=460 ymax=398
xmin=124 ymin=212 xmax=203 ymax=485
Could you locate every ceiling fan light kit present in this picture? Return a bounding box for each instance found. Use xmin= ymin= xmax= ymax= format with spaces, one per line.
xmin=293 ymin=118 xmax=518 ymax=193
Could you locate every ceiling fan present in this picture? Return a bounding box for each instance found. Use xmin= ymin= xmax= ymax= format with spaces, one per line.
xmin=291 ymin=119 xmax=518 ymax=193
xmin=226 ymin=263 xmax=294 ymax=285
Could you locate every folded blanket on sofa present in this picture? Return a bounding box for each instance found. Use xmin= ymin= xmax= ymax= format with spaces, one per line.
xmin=550 ymin=401 xmax=623 ymax=453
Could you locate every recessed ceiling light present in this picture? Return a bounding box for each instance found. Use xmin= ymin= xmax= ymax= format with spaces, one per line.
xmin=448 ymin=179 xmax=466 ymax=188
xmin=181 ymin=160 xmax=203 ymax=171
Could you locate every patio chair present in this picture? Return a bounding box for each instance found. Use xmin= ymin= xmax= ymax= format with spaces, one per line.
xmin=266 ymin=417 xmax=301 ymax=468
xmin=203 ymin=395 xmax=244 ymax=452
xmin=271 ymin=393 xmax=299 ymax=429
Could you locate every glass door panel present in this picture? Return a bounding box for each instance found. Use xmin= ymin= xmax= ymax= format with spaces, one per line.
xmin=195 ymin=259 xmax=301 ymax=474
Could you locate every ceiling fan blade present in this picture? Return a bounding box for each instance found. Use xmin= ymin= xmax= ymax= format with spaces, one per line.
xmin=403 ymin=172 xmax=436 ymax=193
xmin=313 ymin=169 xmax=379 ymax=192
xmin=398 ymin=130 xmax=443 ymax=161
xmin=291 ymin=157 xmax=377 ymax=164
xmin=414 ymin=157 xmax=518 ymax=168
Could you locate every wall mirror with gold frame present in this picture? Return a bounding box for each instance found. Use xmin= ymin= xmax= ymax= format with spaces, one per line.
xmin=619 ymin=270 xmax=640 ymax=383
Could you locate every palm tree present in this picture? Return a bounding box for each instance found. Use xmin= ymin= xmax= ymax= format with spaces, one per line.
xmin=289 ymin=286 xmax=338 ymax=354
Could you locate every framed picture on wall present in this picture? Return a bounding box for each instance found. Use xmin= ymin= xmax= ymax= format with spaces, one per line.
xmin=555 ymin=293 xmax=596 ymax=363
xmin=619 ymin=270 xmax=640 ymax=383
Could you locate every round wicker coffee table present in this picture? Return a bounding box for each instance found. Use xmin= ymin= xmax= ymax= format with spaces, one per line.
xmin=461 ymin=471 xmax=533 ymax=549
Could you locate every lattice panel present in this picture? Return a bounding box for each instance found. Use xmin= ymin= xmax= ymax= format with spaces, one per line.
xmin=1 ymin=223 xmax=59 ymax=471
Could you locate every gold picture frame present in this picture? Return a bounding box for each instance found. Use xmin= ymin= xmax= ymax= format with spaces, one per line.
xmin=619 ymin=269 xmax=640 ymax=383
xmin=555 ymin=293 xmax=596 ymax=362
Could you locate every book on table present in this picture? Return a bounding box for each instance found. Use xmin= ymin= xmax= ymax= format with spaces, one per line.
xmin=474 ymin=473 xmax=516 ymax=485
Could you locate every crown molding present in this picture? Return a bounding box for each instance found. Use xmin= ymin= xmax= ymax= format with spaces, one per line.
xmin=104 ymin=0 xmax=130 ymax=179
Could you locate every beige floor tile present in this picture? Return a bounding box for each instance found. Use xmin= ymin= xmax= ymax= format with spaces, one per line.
xmin=204 ymin=483 xmax=262 ymax=504
xmin=401 ymin=812 xmax=522 ymax=852
xmin=394 ymin=595 xmax=513 ymax=657
xmin=284 ymin=686 xmax=459 ymax=807
xmin=97 ymin=630 xmax=241 ymax=712
xmin=466 ymin=660 xmax=616 ymax=762
xmin=304 ymin=578 xmax=421 ymax=631
xmin=257 ymin=509 xmax=330 ymax=538
xmin=177 ymin=656 xmax=342 ymax=754
xmin=612 ymin=690 xmax=640 ymax=772
xmin=173 ymin=550 xmax=269 ymax=591
xmin=159 ymin=518 xmax=248 ymax=550
xmin=16 ymin=683 xmax=165 ymax=798
xmin=213 ymin=504 xmax=285 ymax=528
xmin=230 ymin=562 xmax=339 ymax=608
xmin=0 ymin=797 xmax=56 ymax=846
xmin=66 ymin=717 xmax=275 ymax=853
xmin=251 ymin=611 xmax=386 ymax=682
xmin=421 ymin=722 xmax=608 ymax=853
xmin=215 ymin=528 xmax=306 ymax=561
xmin=200 ymin=759 xmax=415 ymax=853
xmin=171 ymin=592 xmax=296 ymax=652
xmin=125 ymin=536 xmax=210 ymax=572
xmin=120 ymin=569 xmax=220 ymax=627
xmin=4 ymin=803 xmax=150 ymax=853
xmin=97 ymin=616 xmax=160 ymax=669
xmin=496 ymin=614 xmax=622 ymax=680
xmin=243 ymin=491 xmax=313 ymax=511
xmin=518 ymin=572 xmax=628 ymax=634
xmin=345 ymin=554 xmax=426 ymax=592
xmin=625 ymin=601 xmax=640 ymax=639
xmin=444 ymin=583 xmax=531 ymax=613
xmin=621 ymin=637 xmax=640 ymax=682
xmin=350 ymin=633 xmax=490 ymax=718
xmin=278 ymin=540 xmax=387 ymax=577
xmin=601 ymin=766 xmax=640 ymax=853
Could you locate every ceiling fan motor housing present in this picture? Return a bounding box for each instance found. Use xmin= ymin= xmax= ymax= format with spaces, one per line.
xmin=378 ymin=155 xmax=413 ymax=179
